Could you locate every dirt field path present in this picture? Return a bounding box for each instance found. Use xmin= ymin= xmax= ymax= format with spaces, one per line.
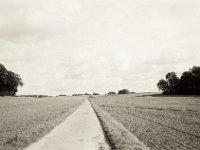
xmin=26 ymin=99 xmax=110 ymax=150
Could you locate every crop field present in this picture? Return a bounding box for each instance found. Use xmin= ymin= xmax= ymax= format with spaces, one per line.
xmin=0 ymin=96 xmax=84 ymax=150
xmin=92 ymin=93 xmax=200 ymax=150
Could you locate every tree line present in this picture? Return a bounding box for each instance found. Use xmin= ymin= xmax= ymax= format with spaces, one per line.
xmin=157 ymin=66 xmax=200 ymax=94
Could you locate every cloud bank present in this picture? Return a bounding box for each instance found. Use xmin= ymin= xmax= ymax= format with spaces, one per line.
xmin=0 ymin=0 xmax=200 ymax=95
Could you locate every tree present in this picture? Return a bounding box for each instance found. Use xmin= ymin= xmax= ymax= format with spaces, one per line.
xmin=179 ymin=66 xmax=200 ymax=94
xmin=0 ymin=64 xmax=23 ymax=96
xmin=157 ymin=72 xmax=180 ymax=94
xmin=179 ymin=71 xmax=193 ymax=94
xmin=190 ymin=66 xmax=200 ymax=74
xmin=157 ymin=66 xmax=200 ymax=95
xmin=190 ymin=66 xmax=200 ymax=94
xmin=118 ymin=89 xmax=129 ymax=94
xmin=165 ymin=72 xmax=180 ymax=94
xmin=157 ymin=79 xmax=168 ymax=93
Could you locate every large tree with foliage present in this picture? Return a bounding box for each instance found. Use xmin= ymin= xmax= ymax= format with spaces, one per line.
xmin=118 ymin=89 xmax=129 ymax=94
xmin=157 ymin=72 xmax=180 ymax=94
xmin=157 ymin=79 xmax=168 ymax=93
xmin=0 ymin=64 xmax=23 ymax=96
xmin=157 ymin=66 xmax=200 ymax=95
xmin=179 ymin=66 xmax=200 ymax=94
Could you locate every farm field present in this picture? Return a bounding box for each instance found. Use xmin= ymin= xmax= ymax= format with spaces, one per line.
xmin=92 ymin=93 xmax=200 ymax=150
xmin=0 ymin=96 xmax=85 ymax=150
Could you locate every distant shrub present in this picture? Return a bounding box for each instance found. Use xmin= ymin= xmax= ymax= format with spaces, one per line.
xmin=84 ymin=93 xmax=90 ymax=95
xmin=108 ymin=92 xmax=116 ymax=95
xmin=20 ymin=95 xmax=49 ymax=98
xmin=118 ymin=89 xmax=129 ymax=94
xmin=72 ymin=94 xmax=82 ymax=96
xmin=20 ymin=95 xmax=38 ymax=98
xmin=37 ymin=95 xmax=49 ymax=98
xmin=93 ymin=93 xmax=100 ymax=95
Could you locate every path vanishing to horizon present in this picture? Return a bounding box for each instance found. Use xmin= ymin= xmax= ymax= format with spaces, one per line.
xmin=26 ymin=99 xmax=110 ymax=150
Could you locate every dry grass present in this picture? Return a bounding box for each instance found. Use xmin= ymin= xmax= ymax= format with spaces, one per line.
xmin=0 ymin=96 xmax=85 ymax=150
xmin=91 ymin=101 xmax=149 ymax=150
xmin=92 ymin=93 xmax=200 ymax=150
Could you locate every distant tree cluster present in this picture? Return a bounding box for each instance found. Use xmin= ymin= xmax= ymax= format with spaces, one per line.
xmin=72 ymin=93 xmax=92 ymax=96
xmin=93 ymin=93 xmax=100 ymax=95
xmin=0 ymin=64 xmax=23 ymax=96
xmin=84 ymin=93 xmax=90 ymax=95
xmin=58 ymin=95 xmax=67 ymax=97
xmin=118 ymin=89 xmax=129 ymax=94
xmin=157 ymin=66 xmax=200 ymax=95
xmin=20 ymin=95 xmax=50 ymax=98
xmin=72 ymin=94 xmax=83 ymax=96
xmin=107 ymin=89 xmax=133 ymax=95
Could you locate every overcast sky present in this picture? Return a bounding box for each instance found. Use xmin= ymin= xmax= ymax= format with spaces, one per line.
xmin=0 ymin=0 xmax=200 ymax=95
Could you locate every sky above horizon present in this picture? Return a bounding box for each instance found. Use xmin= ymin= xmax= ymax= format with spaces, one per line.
xmin=0 ymin=0 xmax=200 ymax=95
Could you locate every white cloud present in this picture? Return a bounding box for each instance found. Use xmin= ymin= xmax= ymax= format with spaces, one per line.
xmin=0 ymin=0 xmax=200 ymax=95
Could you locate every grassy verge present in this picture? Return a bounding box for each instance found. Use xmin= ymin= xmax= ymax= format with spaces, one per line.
xmin=0 ymin=96 xmax=85 ymax=150
xmin=91 ymin=100 xmax=149 ymax=150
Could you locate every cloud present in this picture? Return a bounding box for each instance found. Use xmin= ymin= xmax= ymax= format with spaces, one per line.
xmin=0 ymin=0 xmax=83 ymax=43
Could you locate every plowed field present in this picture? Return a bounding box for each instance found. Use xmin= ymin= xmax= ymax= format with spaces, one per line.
xmin=92 ymin=93 xmax=200 ymax=150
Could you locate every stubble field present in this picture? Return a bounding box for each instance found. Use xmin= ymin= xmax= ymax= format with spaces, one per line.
xmin=92 ymin=93 xmax=200 ymax=150
xmin=0 ymin=96 xmax=84 ymax=150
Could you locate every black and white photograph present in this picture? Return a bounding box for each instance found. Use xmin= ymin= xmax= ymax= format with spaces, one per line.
xmin=0 ymin=0 xmax=200 ymax=150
